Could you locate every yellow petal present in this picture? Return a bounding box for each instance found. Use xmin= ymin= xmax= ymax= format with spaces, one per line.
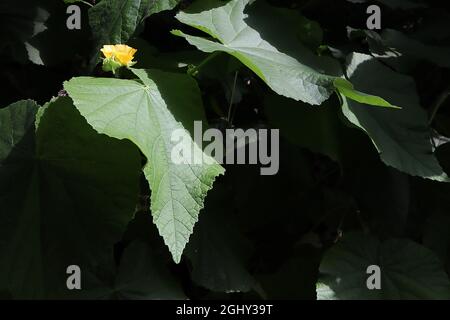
xmin=114 ymin=45 xmax=137 ymax=65
xmin=100 ymin=45 xmax=115 ymax=59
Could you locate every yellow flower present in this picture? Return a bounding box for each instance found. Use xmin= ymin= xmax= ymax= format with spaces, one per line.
xmin=100 ymin=44 xmax=137 ymax=66
xmin=100 ymin=45 xmax=115 ymax=59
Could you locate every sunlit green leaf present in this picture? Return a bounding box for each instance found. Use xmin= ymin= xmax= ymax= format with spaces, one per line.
xmin=64 ymin=69 xmax=224 ymax=263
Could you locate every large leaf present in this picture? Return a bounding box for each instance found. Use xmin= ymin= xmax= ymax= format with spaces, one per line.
xmin=89 ymin=0 xmax=180 ymax=62
xmin=257 ymin=246 xmax=322 ymax=300
xmin=424 ymin=213 xmax=450 ymax=272
xmin=185 ymin=187 xmax=255 ymax=293
xmin=172 ymin=0 xmax=399 ymax=109
xmin=264 ymin=93 xmax=344 ymax=162
xmin=317 ymin=233 xmax=450 ymax=299
xmin=340 ymin=53 xmax=448 ymax=181
xmin=114 ymin=241 xmax=186 ymax=299
xmin=172 ymin=0 xmax=340 ymax=105
xmin=362 ymin=29 xmax=450 ymax=70
xmin=0 ymin=0 xmax=49 ymax=63
xmin=68 ymin=241 xmax=186 ymax=299
xmin=0 ymin=0 xmax=90 ymax=66
xmin=64 ymin=69 xmax=224 ymax=263
xmin=0 ymin=98 xmax=141 ymax=298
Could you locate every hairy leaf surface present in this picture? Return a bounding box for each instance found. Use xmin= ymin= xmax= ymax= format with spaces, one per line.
xmin=65 ymin=69 xmax=224 ymax=263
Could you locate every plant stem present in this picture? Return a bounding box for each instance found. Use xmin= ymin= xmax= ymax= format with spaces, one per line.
xmin=227 ymin=71 xmax=239 ymax=125
xmin=79 ymin=0 xmax=94 ymax=7
xmin=429 ymin=84 xmax=450 ymax=126
xmin=188 ymin=52 xmax=221 ymax=76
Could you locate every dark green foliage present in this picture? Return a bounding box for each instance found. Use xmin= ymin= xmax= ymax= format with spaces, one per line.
xmin=1 ymin=0 xmax=450 ymax=300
